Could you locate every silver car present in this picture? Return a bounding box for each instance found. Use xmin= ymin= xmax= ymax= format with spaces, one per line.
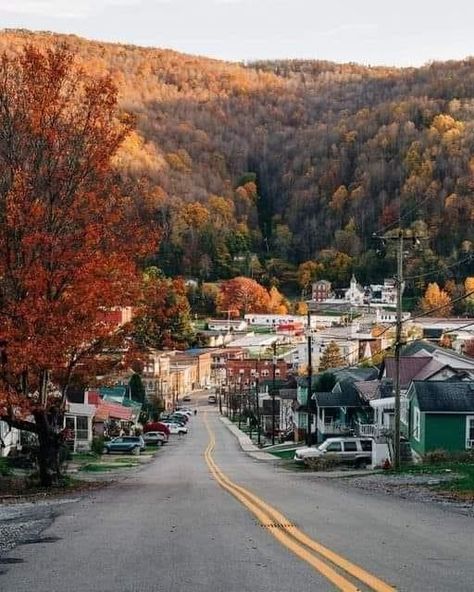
xmin=294 ymin=437 xmax=373 ymax=468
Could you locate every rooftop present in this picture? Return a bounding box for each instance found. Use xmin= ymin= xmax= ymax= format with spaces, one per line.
xmin=410 ymin=381 xmax=474 ymax=413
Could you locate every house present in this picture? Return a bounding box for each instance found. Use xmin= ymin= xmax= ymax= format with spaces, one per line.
xmin=169 ymin=349 xmax=212 ymax=389
xmin=406 ymin=381 xmax=474 ymax=456
xmin=207 ymin=318 xmax=248 ymax=332
xmin=64 ymin=387 xmax=97 ymax=452
xmin=368 ymin=340 xmax=474 ymax=435
xmin=258 ymin=385 xmax=297 ymax=438
xmin=210 ymin=347 xmax=244 ymax=385
xmin=293 ymin=366 xmax=378 ymax=443
xmin=0 ymin=421 xmax=20 ymax=457
xmin=142 ymin=349 xmax=171 ymax=406
xmin=312 ymin=280 xmax=332 ymax=302
xmin=226 ymin=357 xmax=290 ymax=388
xmin=93 ymin=397 xmax=137 ymax=438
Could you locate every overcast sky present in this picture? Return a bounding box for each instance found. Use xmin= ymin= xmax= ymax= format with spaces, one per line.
xmin=1 ymin=0 xmax=474 ymax=66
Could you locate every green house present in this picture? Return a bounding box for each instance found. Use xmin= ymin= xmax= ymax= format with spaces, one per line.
xmin=407 ymin=381 xmax=474 ymax=456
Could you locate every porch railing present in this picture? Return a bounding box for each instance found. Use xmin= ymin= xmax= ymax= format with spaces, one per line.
xmin=357 ymin=423 xmax=378 ymax=437
xmin=317 ymin=418 xmax=354 ymax=435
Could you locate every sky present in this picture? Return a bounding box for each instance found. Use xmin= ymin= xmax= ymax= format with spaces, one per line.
xmin=1 ymin=0 xmax=474 ymax=66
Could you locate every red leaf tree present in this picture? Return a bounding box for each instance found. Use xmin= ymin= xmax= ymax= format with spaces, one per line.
xmin=216 ymin=276 xmax=271 ymax=316
xmin=0 ymin=45 xmax=155 ymax=485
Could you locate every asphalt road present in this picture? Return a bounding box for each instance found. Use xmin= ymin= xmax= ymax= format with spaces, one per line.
xmin=2 ymin=407 xmax=474 ymax=591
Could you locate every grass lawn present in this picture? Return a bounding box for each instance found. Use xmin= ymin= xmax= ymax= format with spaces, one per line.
xmin=80 ymin=459 xmax=142 ymax=472
xmin=400 ymin=462 xmax=474 ymax=497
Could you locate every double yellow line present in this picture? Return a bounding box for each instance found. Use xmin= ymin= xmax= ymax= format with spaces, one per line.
xmin=204 ymin=415 xmax=396 ymax=592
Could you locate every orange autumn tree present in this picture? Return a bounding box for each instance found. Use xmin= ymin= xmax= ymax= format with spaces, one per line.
xmin=419 ymin=282 xmax=453 ymax=317
xmin=268 ymin=286 xmax=289 ymax=314
xmin=0 ymin=46 xmax=155 ymax=486
xmin=217 ymin=277 xmax=271 ymax=316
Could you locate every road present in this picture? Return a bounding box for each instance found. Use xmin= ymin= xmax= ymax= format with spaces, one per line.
xmin=1 ymin=404 xmax=474 ymax=591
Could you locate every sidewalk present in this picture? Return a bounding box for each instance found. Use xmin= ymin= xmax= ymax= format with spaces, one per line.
xmin=219 ymin=416 xmax=376 ymax=477
xmin=219 ymin=417 xmax=279 ymax=462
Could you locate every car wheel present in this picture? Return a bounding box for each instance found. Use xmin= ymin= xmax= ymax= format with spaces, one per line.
xmin=355 ymin=459 xmax=367 ymax=469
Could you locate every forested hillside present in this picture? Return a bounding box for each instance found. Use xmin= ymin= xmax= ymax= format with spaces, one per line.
xmin=1 ymin=29 xmax=474 ymax=295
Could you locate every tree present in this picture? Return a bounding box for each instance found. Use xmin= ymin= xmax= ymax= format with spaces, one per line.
xmin=0 ymin=46 xmax=153 ymax=486
xmin=129 ymin=373 xmax=146 ymax=404
xmin=133 ymin=268 xmax=195 ymax=350
xmin=216 ymin=277 xmax=271 ymax=316
xmin=419 ymin=283 xmax=453 ymax=317
xmin=268 ymin=286 xmax=289 ymax=314
xmin=297 ymin=261 xmax=323 ymax=296
xmin=319 ymin=342 xmax=344 ymax=372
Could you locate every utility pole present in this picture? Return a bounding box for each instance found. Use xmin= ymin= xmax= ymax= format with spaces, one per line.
xmin=373 ymin=229 xmax=412 ymax=471
xmin=394 ymin=229 xmax=404 ymax=471
xmin=306 ymin=308 xmax=312 ymax=446
xmin=272 ymin=341 xmax=277 ymax=446
xmin=255 ymin=359 xmax=261 ymax=446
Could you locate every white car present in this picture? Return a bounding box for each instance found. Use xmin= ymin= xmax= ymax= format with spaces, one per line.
xmin=294 ymin=437 xmax=373 ymax=467
xmin=162 ymin=422 xmax=188 ymax=435
xmin=174 ymin=410 xmax=192 ymax=417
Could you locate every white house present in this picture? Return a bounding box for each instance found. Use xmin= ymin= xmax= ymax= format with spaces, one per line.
xmin=64 ymin=390 xmax=97 ymax=452
xmin=207 ymin=318 xmax=248 ymax=332
xmin=0 ymin=421 xmax=20 ymax=457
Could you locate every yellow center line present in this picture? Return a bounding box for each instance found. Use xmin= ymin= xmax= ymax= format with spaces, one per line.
xmin=203 ymin=414 xmax=397 ymax=592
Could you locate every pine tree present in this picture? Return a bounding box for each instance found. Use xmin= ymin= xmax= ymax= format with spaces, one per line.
xmin=319 ymin=341 xmax=344 ymax=372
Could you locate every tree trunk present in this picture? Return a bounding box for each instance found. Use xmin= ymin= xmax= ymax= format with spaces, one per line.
xmin=34 ymin=410 xmax=61 ymax=488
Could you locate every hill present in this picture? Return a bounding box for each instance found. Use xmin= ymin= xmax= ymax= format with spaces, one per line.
xmin=1 ymin=29 xmax=473 ymax=293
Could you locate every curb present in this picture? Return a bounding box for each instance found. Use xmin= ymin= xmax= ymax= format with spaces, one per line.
xmin=219 ymin=417 xmax=279 ymax=462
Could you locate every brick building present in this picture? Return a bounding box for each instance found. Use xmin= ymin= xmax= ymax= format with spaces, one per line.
xmin=226 ymin=358 xmax=290 ymax=387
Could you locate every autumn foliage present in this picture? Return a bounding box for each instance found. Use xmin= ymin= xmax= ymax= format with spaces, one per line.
xmin=0 ymin=45 xmax=156 ymax=484
xmin=419 ymin=283 xmax=453 ymax=317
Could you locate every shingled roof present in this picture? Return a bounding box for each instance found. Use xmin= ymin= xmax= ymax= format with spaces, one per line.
xmin=409 ymin=381 xmax=474 ymax=413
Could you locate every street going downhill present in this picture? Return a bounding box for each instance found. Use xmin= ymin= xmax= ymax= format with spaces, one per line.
xmin=2 ymin=407 xmax=474 ymax=591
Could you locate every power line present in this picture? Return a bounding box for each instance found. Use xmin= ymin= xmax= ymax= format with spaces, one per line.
xmin=404 ymin=254 xmax=473 ymax=282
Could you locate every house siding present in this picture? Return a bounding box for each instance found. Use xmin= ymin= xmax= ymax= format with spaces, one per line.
xmin=409 ymin=398 xmax=426 ymax=456
xmin=424 ymin=414 xmax=467 ymax=453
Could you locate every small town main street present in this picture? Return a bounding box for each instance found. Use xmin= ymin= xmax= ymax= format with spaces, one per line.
xmin=1 ymin=404 xmax=474 ymax=592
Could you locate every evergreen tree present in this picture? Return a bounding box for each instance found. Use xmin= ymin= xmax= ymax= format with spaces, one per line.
xmin=130 ymin=373 xmax=146 ymax=403
xmin=319 ymin=342 xmax=344 ymax=372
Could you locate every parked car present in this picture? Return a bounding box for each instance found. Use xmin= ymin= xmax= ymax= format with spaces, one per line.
xmin=172 ymin=412 xmax=190 ymax=421
xmin=143 ymin=431 xmax=168 ymax=446
xmin=162 ymin=422 xmax=188 ymax=435
xmin=207 ymin=395 xmax=217 ymax=404
xmin=182 ymin=395 xmax=191 ymax=402
xmin=168 ymin=414 xmax=188 ymax=424
xmin=103 ymin=436 xmax=145 ymax=455
xmin=294 ymin=437 xmax=373 ymax=468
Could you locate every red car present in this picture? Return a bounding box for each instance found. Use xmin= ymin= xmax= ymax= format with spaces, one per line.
xmin=143 ymin=421 xmax=170 ymax=437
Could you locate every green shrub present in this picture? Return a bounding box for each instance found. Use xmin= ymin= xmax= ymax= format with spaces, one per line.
xmin=0 ymin=457 xmax=12 ymax=477
xmin=91 ymin=436 xmax=105 ymax=456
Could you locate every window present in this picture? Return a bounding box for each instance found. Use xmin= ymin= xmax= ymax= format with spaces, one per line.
xmin=466 ymin=416 xmax=474 ymax=449
xmin=361 ymin=440 xmax=373 ymax=452
xmin=343 ymin=441 xmax=357 ymax=452
xmin=413 ymin=407 xmax=420 ymax=441
xmin=325 ymin=442 xmax=342 ymax=452
xmin=76 ymin=416 xmax=89 ymax=441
